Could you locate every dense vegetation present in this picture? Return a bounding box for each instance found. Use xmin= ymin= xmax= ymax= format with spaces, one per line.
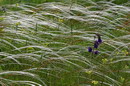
xmin=0 ymin=0 xmax=130 ymax=86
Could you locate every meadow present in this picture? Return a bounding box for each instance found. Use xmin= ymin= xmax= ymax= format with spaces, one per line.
xmin=0 ymin=0 xmax=130 ymax=86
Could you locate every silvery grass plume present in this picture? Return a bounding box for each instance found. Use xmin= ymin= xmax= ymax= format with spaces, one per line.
xmin=0 ymin=0 xmax=130 ymax=86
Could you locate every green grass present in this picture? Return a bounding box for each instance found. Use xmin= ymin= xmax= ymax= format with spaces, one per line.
xmin=0 ymin=0 xmax=130 ymax=86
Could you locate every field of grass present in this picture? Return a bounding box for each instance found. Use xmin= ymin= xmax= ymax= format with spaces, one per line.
xmin=0 ymin=0 xmax=130 ymax=86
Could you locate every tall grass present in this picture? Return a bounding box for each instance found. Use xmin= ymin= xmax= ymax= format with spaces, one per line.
xmin=0 ymin=0 xmax=130 ymax=86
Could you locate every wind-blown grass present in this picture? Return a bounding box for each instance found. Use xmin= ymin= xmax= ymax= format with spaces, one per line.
xmin=0 ymin=0 xmax=130 ymax=86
